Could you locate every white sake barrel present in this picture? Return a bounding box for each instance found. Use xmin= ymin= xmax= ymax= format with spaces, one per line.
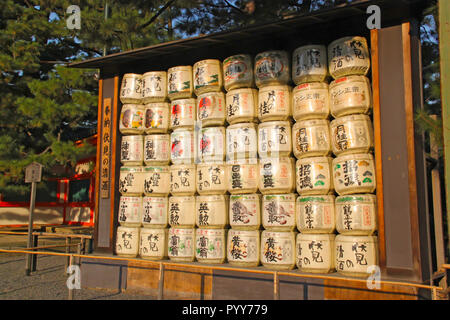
xmin=142 ymin=196 xmax=168 ymax=228
xmin=196 ymin=195 xmax=229 ymax=228
xmin=229 ymin=194 xmax=261 ymax=230
xmin=296 ymin=234 xmax=335 ymax=273
xmin=170 ymin=164 xmax=196 ymax=195
xmin=258 ymin=121 xmax=292 ymax=158
xmin=258 ymin=85 xmax=291 ymax=122
xmin=144 ymin=134 xmax=170 ymax=165
xmin=197 ymin=91 xmax=226 ymax=127
xmin=329 ymin=76 xmax=372 ymax=118
xmin=143 ymin=166 xmax=170 ymax=196
xmin=223 ymin=54 xmax=254 ymax=91
xmin=170 ymin=128 xmax=195 ymax=164
xmin=116 ymin=226 xmax=140 ymax=258
xmin=258 ymin=157 xmax=295 ymax=194
xmin=120 ymin=73 xmax=143 ymax=104
xmin=292 ymin=45 xmax=328 ymax=85
xmin=292 ymin=119 xmax=331 ymax=159
xmin=139 ymin=228 xmax=168 ymax=260
xmin=120 ymin=135 xmax=144 ymax=166
xmin=335 ymin=194 xmax=377 ymax=235
xmin=296 ymin=157 xmax=334 ymax=195
xmin=118 ymin=196 xmax=142 ymax=227
xmin=193 ymin=59 xmax=223 ymax=95
xmin=119 ymin=104 xmax=145 ymax=135
xmin=254 ymin=50 xmax=290 ymax=88
xmin=196 ymin=163 xmax=228 ymax=195
xmin=261 ymin=231 xmax=296 ymax=270
xmin=142 ymin=71 xmax=167 ymax=103
xmin=226 ymin=123 xmax=258 ymax=162
xmin=144 ymin=102 xmax=170 ymax=134
xmin=227 ymin=229 xmax=260 ymax=267
xmin=292 ymin=82 xmax=330 ymax=121
xmin=296 ymin=195 xmax=335 ymax=233
xmin=328 ymin=36 xmax=370 ymax=79
xmin=262 ymin=194 xmax=296 ymax=231
xmin=226 ymin=88 xmax=259 ymax=124
xmin=227 ymin=160 xmax=259 ymax=194
xmin=119 ymin=166 xmax=144 ymax=196
xmin=332 ymin=153 xmax=376 ymax=195
xmin=335 ymin=235 xmax=378 ymax=276
xmin=195 ymin=228 xmax=226 ymax=263
xmin=167 ymin=66 xmax=193 ymax=100
xmin=168 ymin=195 xmax=196 ymax=228
xmin=168 ymin=227 xmax=195 ymax=262
xmin=170 ymin=98 xmax=196 ymax=129
xmin=198 ymin=126 xmax=226 ymax=163
xmin=330 ymin=114 xmax=374 ymax=156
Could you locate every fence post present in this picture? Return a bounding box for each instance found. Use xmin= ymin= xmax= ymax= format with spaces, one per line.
xmin=274 ymin=272 xmax=280 ymax=300
xmin=158 ymin=263 xmax=165 ymax=300
xmin=68 ymin=254 xmax=74 ymax=300
xmin=31 ymin=235 xmax=38 ymax=272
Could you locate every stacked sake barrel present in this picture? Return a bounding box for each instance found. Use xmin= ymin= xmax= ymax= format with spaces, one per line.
xmin=328 ymin=36 xmax=378 ymax=277
xmin=116 ymin=72 xmax=170 ymax=260
xmin=291 ymin=45 xmax=336 ymax=274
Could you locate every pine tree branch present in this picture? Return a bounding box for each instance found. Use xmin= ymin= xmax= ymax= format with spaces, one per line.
xmin=223 ymin=0 xmax=245 ymax=14
xmin=138 ymin=0 xmax=177 ymax=30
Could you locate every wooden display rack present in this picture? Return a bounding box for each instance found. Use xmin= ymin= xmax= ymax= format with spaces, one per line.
xmin=69 ymin=0 xmax=447 ymax=300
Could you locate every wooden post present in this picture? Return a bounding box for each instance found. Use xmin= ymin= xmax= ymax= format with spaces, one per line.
xmin=68 ymin=254 xmax=74 ymax=300
xmin=25 ymin=181 xmax=37 ymax=276
xmin=273 ymin=272 xmax=279 ymax=300
xmin=31 ymin=234 xmax=38 ymax=272
xmin=158 ymin=262 xmax=165 ymax=300
xmin=65 ymin=237 xmax=71 ymax=272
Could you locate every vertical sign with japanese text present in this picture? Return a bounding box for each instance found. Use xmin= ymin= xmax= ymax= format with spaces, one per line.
xmin=101 ymin=98 xmax=112 ymax=198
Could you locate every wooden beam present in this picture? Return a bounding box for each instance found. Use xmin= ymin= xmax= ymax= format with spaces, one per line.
xmin=94 ymin=79 xmax=103 ymax=251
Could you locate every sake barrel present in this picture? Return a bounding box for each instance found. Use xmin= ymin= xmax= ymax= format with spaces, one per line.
xmin=170 ymin=98 xmax=196 ymax=129
xmin=116 ymin=226 xmax=140 ymax=258
xmin=229 ymin=194 xmax=261 ymax=230
xmin=258 ymin=157 xmax=295 ymax=194
xmin=119 ymin=104 xmax=145 ymax=135
xmin=262 ymin=194 xmax=296 ymax=231
xmin=329 ymin=75 xmax=372 ymax=118
xmin=167 ymin=66 xmax=193 ymax=100
xmin=144 ymin=134 xmax=170 ymax=165
xmin=193 ymin=59 xmax=223 ymax=95
xmin=258 ymin=85 xmax=292 ymax=122
xmin=120 ymin=135 xmax=144 ymax=166
xmin=227 ymin=160 xmax=259 ymax=194
xmin=119 ymin=166 xmax=144 ymax=196
xmin=197 ymin=126 xmax=226 ymax=163
xmin=330 ymin=114 xmax=374 ymax=156
xmin=223 ymin=54 xmax=254 ymax=91
xmin=168 ymin=195 xmax=196 ymax=228
xmin=335 ymin=235 xmax=378 ymax=276
xmin=261 ymin=231 xmax=296 ymax=270
xmin=143 ymin=166 xmax=170 ymax=196
xmin=292 ymin=82 xmax=330 ymax=121
xmin=139 ymin=228 xmax=168 ymax=260
xmin=168 ymin=227 xmax=195 ymax=262
xmin=196 ymin=195 xmax=229 ymax=228
xmin=332 ymin=153 xmax=376 ymax=195
xmin=144 ymin=102 xmax=170 ymax=134
xmin=170 ymin=164 xmax=196 ymax=195
xmin=226 ymin=88 xmax=259 ymax=124
xmin=196 ymin=163 xmax=228 ymax=195
xmin=142 ymin=196 xmax=168 ymax=228
xmin=292 ymin=119 xmax=331 ymax=159
xmin=197 ymin=91 xmax=226 ymax=127
xmin=292 ymin=45 xmax=328 ymax=85
xmin=258 ymin=121 xmax=292 ymax=158
xmin=195 ymin=228 xmax=226 ymax=264
xmin=142 ymin=71 xmax=167 ymax=103
xmin=226 ymin=123 xmax=258 ymax=162
xmin=328 ymin=36 xmax=371 ymax=79
xmin=227 ymin=229 xmax=260 ymax=267
xmin=296 ymin=195 xmax=335 ymax=233
xmin=170 ymin=128 xmax=195 ymax=164
xmin=120 ymin=73 xmax=143 ymax=104
xmin=296 ymin=234 xmax=335 ymax=273
xmin=118 ymin=196 xmax=142 ymax=227
xmin=335 ymin=194 xmax=377 ymax=235
xmin=254 ymin=50 xmax=290 ymax=88
xmin=296 ymin=157 xmax=334 ymax=195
